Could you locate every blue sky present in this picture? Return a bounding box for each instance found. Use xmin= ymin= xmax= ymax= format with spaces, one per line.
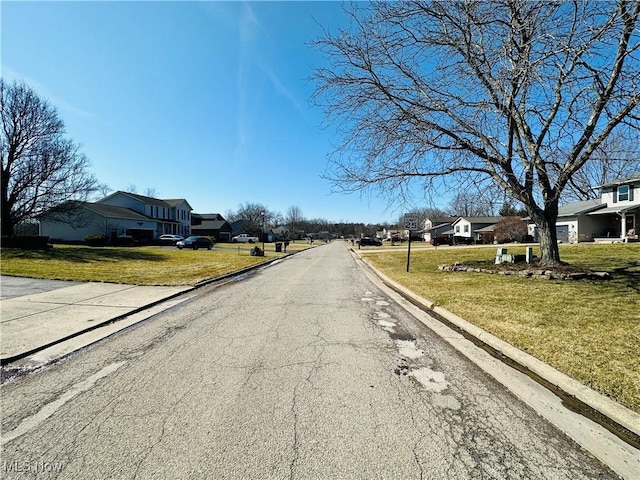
xmin=2 ymin=1 xmax=413 ymax=225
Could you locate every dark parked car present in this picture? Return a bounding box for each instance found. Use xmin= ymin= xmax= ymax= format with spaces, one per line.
xmin=430 ymin=236 xmax=453 ymax=246
xmin=176 ymin=236 xmax=213 ymax=250
xmin=357 ymin=237 xmax=383 ymax=247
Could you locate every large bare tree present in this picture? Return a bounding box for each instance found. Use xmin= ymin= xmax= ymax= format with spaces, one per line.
xmin=1 ymin=79 xmax=97 ymax=236
xmin=312 ymin=0 xmax=640 ymax=265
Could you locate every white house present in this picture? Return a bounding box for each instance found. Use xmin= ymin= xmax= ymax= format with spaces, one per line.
xmin=451 ymin=216 xmax=503 ymax=243
xmin=39 ymin=191 xmax=193 ymax=243
xmin=422 ymin=216 xmax=456 ymax=242
xmin=528 ymin=174 xmax=639 ymax=243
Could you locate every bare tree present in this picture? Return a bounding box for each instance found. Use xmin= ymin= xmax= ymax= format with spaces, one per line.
xmin=95 ymin=183 xmax=112 ymax=200
xmin=1 ymin=79 xmax=97 ymax=236
xmin=448 ymin=192 xmax=495 ymax=217
xmin=285 ymin=205 xmax=305 ymax=240
xmin=234 ymin=202 xmax=273 ymax=236
xmin=312 ymin=1 xmax=640 ymax=265
xmin=144 ymin=187 xmax=158 ymax=198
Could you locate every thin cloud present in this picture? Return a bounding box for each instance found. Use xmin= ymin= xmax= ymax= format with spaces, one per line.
xmin=260 ymin=62 xmax=309 ymax=121
xmin=1 ymin=65 xmax=94 ymax=119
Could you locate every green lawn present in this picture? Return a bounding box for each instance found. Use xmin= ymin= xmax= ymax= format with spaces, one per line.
xmin=0 ymin=243 xmax=306 ymax=286
xmin=360 ymin=242 xmax=640 ymax=413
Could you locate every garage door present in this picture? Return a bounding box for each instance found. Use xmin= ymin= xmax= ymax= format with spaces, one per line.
xmin=556 ymin=225 xmax=569 ymax=243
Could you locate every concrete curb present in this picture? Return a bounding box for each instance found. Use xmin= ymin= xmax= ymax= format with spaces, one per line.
xmin=351 ymin=247 xmax=640 ymax=449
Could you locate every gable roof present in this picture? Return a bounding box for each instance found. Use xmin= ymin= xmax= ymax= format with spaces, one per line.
xmin=99 ymin=191 xmax=191 ymax=210
xmin=426 ymin=216 xmax=456 ymax=224
xmin=82 ymin=203 xmax=153 ymax=221
xmin=597 ymin=173 xmax=640 ymax=189
xmin=192 ymin=213 xmax=225 ymax=221
xmin=452 ymin=216 xmax=503 ymax=225
xmin=164 ymin=198 xmax=193 ymax=210
xmin=557 ymin=198 xmax=604 ymax=217
xmin=191 ymin=220 xmax=232 ymax=231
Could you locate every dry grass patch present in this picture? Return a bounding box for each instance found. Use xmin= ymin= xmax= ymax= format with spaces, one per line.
xmin=0 ymin=245 xmax=287 ymax=286
xmin=361 ymin=243 xmax=640 ymax=412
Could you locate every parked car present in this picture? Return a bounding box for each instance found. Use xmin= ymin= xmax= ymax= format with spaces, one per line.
xmin=158 ymin=234 xmax=184 ymax=245
xmin=176 ymin=236 xmax=213 ymax=250
xmin=430 ymin=236 xmax=453 ymax=246
xmin=231 ymin=233 xmax=259 ymax=243
xmin=357 ymin=237 xmax=383 ymax=247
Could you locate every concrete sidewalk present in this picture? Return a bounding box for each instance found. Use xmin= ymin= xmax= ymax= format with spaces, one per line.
xmin=1 ymin=279 xmax=192 ymax=364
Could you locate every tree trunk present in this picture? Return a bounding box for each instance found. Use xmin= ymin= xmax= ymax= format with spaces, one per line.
xmin=536 ymin=219 xmax=562 ymax=266
xmin=1 ymin=176 xmax=14 ymax=237
xmin=529 ymin=204 xmax=562 ymax=266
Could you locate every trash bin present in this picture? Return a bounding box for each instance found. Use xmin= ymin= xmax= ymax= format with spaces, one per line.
xmin=275 ymin=242 xmax=282 ymax=252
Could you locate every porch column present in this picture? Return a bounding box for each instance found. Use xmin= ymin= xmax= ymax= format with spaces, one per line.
xmin=620 ymin=213 xmax=627 ymax=239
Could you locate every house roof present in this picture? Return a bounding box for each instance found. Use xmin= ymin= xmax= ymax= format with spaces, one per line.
xmin=425 ymin=223 xmax=453 ymax=232
xmin=452 ymin=216 xmax=503 ymax=225
xmin=164 ymin=199 xmax=193 ymax=210
xmin=82 ymin=203 xmax=152 ymax=221
xmin=557 ymin=198 xmax=604 ymax=217
xmin=192 ymin=213 xmax=225 ymax=221
xmin=99 ymin=191 xmax=190 ymax=209
xmin=587 ymin=204 xmax=640 ymax=215
xmin=475 ymin=225 xmax=496 ymax=233
xmin=426 ymin=216 xmax=456 ymax=224
xmin=597 ymin=173 xmax=640 ymax=189
xmin=191 ymin=220 xmax=231 ymax=230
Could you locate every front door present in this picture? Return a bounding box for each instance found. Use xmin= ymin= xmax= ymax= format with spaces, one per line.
xmin=625 ymin=214 xmax=635 ymax=234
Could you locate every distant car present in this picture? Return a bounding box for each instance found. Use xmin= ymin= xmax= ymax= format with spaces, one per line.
xmin=176 ymin=236 xmax=213 ymax=250
xmin=158 ymin=234 xmax=184 ymax=245
xmin=357 ymin=237 xmax=383 ymax=247
xmin=430 ymin=237 xmax=453 ymax=246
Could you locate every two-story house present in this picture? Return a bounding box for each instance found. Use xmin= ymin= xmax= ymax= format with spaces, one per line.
xmin=39 ymin=191 xmax=192 ymax=243
xmin=98 ymin=192 xmax=192 ymax=239
xmin=527 ymin=174 xmax=639 ymax=243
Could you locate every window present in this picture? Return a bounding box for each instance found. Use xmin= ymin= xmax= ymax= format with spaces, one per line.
xmin=455 ymin=225 xmax=460 ymax=233
xmin=618 ymin=185 xmax=629 ymax=202
xmin=464 ymin=225 xmax=469 ymax=233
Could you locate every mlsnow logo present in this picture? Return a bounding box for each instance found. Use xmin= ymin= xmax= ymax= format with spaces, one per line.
xmin=2 ymin=460 xmax=64 ymax=474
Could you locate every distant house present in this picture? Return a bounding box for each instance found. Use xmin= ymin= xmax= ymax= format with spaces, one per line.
xmin=422 ymin=216 xmax=456 ymax=242
xmin=268 ymin=226 xmax=291 ymax=242
xmin=39 ymin=191 xmax=192 ymax=242
xmin=382 ymin=228 xmax=406 ymax=242
xmin=191 ymin=213 xmax=233 ymax=242
xmin=451 ymin=216 xmax=503 ymax=244
xmin=528 ymin=174 xmax=640 ymax=243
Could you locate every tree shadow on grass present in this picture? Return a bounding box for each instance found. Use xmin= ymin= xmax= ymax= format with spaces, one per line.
xmin=1 ymin=247 xmax=167 ymax=263
xmin=609 ymin=261 xmax=640 ymax=294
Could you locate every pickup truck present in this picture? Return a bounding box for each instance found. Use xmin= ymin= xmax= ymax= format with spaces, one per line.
xmin=231 ymin=233 xmax=259 ymax=243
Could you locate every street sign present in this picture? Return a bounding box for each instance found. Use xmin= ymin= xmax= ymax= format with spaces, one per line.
xmin=403 ymin=213 xmax=419 ymax=273
xmin=404 ymin=213 xmax=419 ymax=231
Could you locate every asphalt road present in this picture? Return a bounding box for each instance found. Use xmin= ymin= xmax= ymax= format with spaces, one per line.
xmin=0 ymin=242 xmax=620 ymax=479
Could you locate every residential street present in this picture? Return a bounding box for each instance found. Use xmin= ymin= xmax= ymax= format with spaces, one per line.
xmin=0 ymin=242 xmax=622 ymax=479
